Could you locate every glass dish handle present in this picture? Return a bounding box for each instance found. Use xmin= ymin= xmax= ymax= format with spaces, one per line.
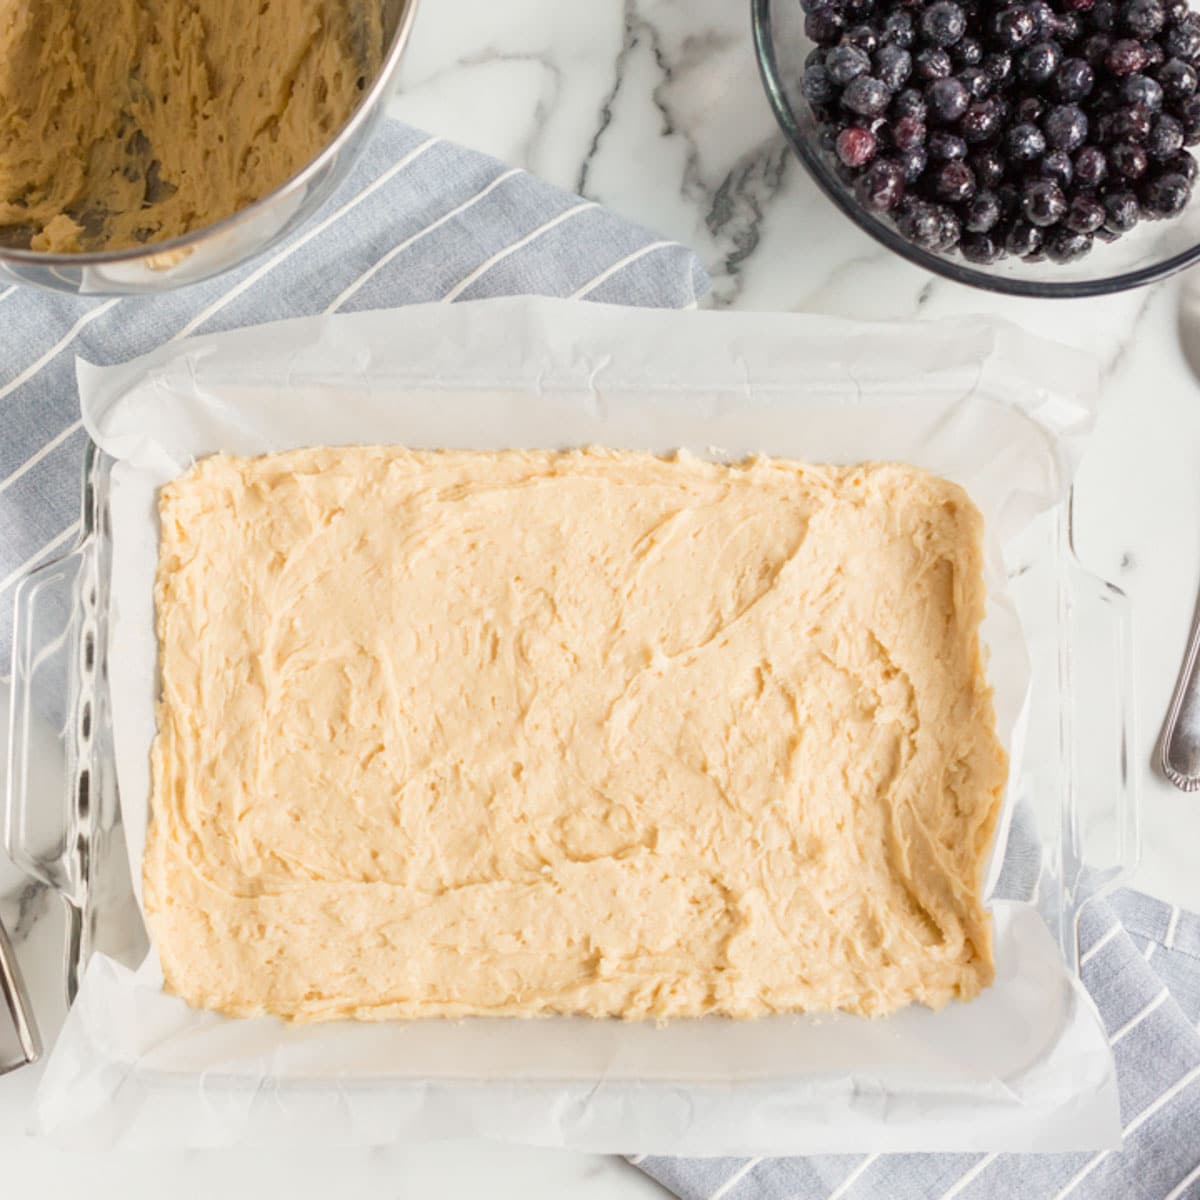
xmin=4 ymin=546 xmax=89 ymax=905
xmin=1061 ymin=543 xmax=1141 ymax=976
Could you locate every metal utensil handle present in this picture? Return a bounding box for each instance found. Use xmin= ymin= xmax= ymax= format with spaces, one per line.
xmin=1160 ymin=596 xmax=1200 ymax=791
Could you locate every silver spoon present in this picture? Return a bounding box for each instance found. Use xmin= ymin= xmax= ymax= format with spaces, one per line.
xmin=1161 ymin=598 xmax=1200 ymax=790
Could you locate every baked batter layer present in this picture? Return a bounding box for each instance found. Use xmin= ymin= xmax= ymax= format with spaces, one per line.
xmin=147 ymin=448 xmax=1008 ymax=1022
xmin=0 ymin=0 xmax=380 ymax=252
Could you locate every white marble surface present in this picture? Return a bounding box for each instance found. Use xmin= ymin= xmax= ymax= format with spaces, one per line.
xmin=5 ymin=0 xmax=1200 ymax=1194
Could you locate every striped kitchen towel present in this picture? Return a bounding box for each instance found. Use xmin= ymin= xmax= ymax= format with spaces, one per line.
xmin=0 ymin=120 xmax=709 ymax=666
xmin=635 ymin=835 xmax=1200 ymax=1200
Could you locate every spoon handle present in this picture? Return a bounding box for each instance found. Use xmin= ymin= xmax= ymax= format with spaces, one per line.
xmin=1162 ymin=599 xmax=1200 ymax=791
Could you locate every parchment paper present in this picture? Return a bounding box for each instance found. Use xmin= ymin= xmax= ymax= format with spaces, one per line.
xmin=37 ymin=297 xmax=1117 ymax=1154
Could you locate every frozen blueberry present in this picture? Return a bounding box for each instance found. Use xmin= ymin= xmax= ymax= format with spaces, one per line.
xmin=1121 ymin=0 xmax=1166 ymax=37
xmin=1164 ymin=13 xmax=1200 ymax=61
xmin=1148 ymin=112 xmax=1186 ymax=156
xmin=1007 ymin=120 xmax=1049 ymax=160
xmin=1107 ymin=38 xmax=1150 ymax=75
xmin=875 ymin=44 xmax=913 ymax=88
xmin=1052 ymin=12 xmax=1084 ymax=40
xmin=836 ymin=126 xmax=879 ymax=166
xmin=1109 ymin=139 xmax=1151 ymax=176
xmin=1109 ymin=104 xmax=1154 ymax=141
xmin=961 ymin=98 xmax=1004 ymax=142
xmin=960 ymin=65 xmax=993 ymax=97
xmin=1179 ymin=94 xmax=1200 ymax=142
xmin=1142 ymin=169 xmax=1192 ymax=212
xmin=1020 ymin=40 xmax=1063 ymax=84
xmin=844 ymin=75 xmax=893 ymax=115
xmin=933 ymin=159 xmax=977 ymax=201
xmin=896 ymin=145 xmax=930 ymax=181
xmin=934 ymin=205 xmax=963 ymax=249
xmin=1006 ymin=219 xmax=1045 ymax=255
xmin=892 ymin=113 xmax=927 ymax=147
xmin=1165 ymin=148 xmax=1199 ymax=180
xmin=882 ymin=9 xmax=916 ymax=46
xmin=1103 ymin=189 xmax=1141 ymax=229
xmin=1120 ymin=73 xmax=1164 ymax=110
xmin=1023 ymin=177 xmax=1068 ymax=223
xmin=896 ymin=198 xmax=945 ymax=245
xmin=983 ymin=50 xmax=1015 ymax=86
xmin=1055 ymin=58 xmax=1096 ymax=101
xmin=916 ymin=46 xmax=954 ymax=80
xmin=803 ymin=65 xmax=837 ymax=107
xmin=1092 ymin=0 xmax=1119 ymax=28
xmin=1044 ymin=103 xmax=1090 ymax=149
xmin=893 ymin=87 xmax=928 ymax=120
xmin=1044 ymin=227 xmax=1093 ymax=260
xmin=1041 ymin=148 xmax=1076 ymax=185
xmin=954 ymin=36 xmax=985 ymax=66
xmin=826 ymin=44 xmax=872 ymax=85
xmin=964 ymin=188 xmax=1004 ymax=229
xmin=806 ymin=6 xmax=846 ymax=45
xmin=1074 ymin=144 xmax=1110 ymax=185
xmin=991 ymin=5 xmax=1038 ymax=47
xmin=856 ymin=157 xmax=908 ymax=208
xmin=1015 ymin=95 xmax=1047 ymax=123
xmin=1065 ymin=193 xmax=1107 ymax=230
xmin=930 ymin=129 xmax=969 ymax=157
xmin=927 ymin=76 xmax=971 ymax=121
xmin=843 ymin=23 xmax=882 ymax=53
xmin=1159 ymin=58 xmax=1200 ymax=101
xmin=1028 ymin=0 xmax=1058 ymax=32
xmin=959 ymin=232 xmax=1002 ymax=261
xmin=1082 ymin=33 xmax=1115 ymax=67
xmin=845 ymin=0 xmax=878 ymax=20
xmin=921 ymin=1 xmax=968 ymax=45
xmin=972 ymin=147 xmax=1008 ymax=187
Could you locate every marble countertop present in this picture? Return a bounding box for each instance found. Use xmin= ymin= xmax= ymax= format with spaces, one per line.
xmin=5 ymin=0 xmax=1200 ymax=1194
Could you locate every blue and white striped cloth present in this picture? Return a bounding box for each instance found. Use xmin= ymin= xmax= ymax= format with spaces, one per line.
xmin=2 ymin=118 xmax=1198 ymax=1200
xmin=0 ymin=120 xmax=707 ymax=662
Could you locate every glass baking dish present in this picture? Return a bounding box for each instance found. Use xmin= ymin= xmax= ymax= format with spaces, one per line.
xmin=0 ymin=300 xmax=1141 ymax=1152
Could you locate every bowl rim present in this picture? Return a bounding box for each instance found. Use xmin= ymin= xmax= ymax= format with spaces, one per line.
xmin=0 ymin=0 xmax=422 ymax=270
xmin=751 ymin=0 xmax=1200 ymax=298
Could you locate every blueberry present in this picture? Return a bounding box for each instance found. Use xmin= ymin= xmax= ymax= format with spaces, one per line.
xmin=921 ymin=1 xmax=968 ymax=45
xmin=1082 ymin=33 xmax=1115 ymax=67
xmin=1142 ymin=169 xmax=1192 ymax=212
xmin=1145 ymin=41 xmax=1166 ymax=68
xmin=826 ymin=44 xmax=872 ymax=84
xmin=803 ymin=65 xmax=838 ymax=107
xmin=1110 ymin=104 xmax=1154 ymax=140
xmin=875 ymin=44 xmax=914 ymax=88
xmin=1120 ymin=73 xmax=1164 ymax=109
xmin=896 ymin=144 xmax=930 ymax=181
xmin=1044 ymin=227 xmax=1093 ymax=260
xmin=1039 ymin=148 xmax=1075 ymax=186
xmin=1006 ymin=219 xmax=1045 ymax=255
xmin=1165 ymin=149 xmax=1199 ymax=180
xmin=1180 ymin=94 xmax=1200 ymax=142
xmin=1029 ymin=0 xmax=1058 ymax=33
xmin=1023 ymin=179 xmax=1067 ymax=227
xmin=893 ymin=113 xmax=927 ymax=147
xmin=930 ymin=129 xmax=969 ymax=158
xmin=916 ymin=47 xmax=954 ymax=80
xmin=893 ymin=87 xmax=928 ymax=120
xmin=1020 ymin=40 xmax=1064 ymax=84
xmin=1148 ymin=113 xmax=1186 ymax=157
xmin=991 ymin=5 xmax=1038 ymax=47
xmin=1103 ymin=189 xmax=1141 ymax=229
xmin=883 ymin=9 xmax=916 ymax=46
xmin=806 ymin=6 xmax=846 ymax=45
xmin=954 ymin=36 xmax=985 ymax=66
xmin=1055 ymin=58 xmax=1096 ymax=101
xmin=1164 ymin=12 xmax=1200 ymax=60
xmin=1121 ymin=0 xmax=1166 ymax=37
xmin=1158 ymin=58 xmax=1199 ymax=100
xmin=843 ymin=23 xmax=881 ymax=53
xmin=1074 ymin=144 xmax=1110 ymax=185
xmin=959 ymin=65 xmax=992 ymax=97
xmin=1052 ymin=12 xmax=1084 ymax=40
xmin=1015 ymin=95 xmax=1047 ymax=123
xmin=844 ymin=75 xmax=893 ymax=115
xmin=983 ymin=51 xmax=1015 ymax=86
xmin=896 ymin=198 xmax=945 ymax=245
xmin=927 ymin=76 xmax=971 ymax=121
xmin=836 ymin=126 xmax=879 ymax=165
xmin=1166 ymin=0 xmax=1189 ymax=20
xmin=1065 ymin=193 xmax=1107 ymax=231
xmin=856 ymin=157 xmax=908 ymax=208
xmin=1092 ymin=0 xmax=1119 ymax=28
xmin=1107 ymin=38 xmax=1150 ymax=75
xmin=964 ymin=188 xmax=1004 ymax=229
xmin=1007 ymin=121 xmax=1049 ymax=160
xmin=934 ymin=159 xmax=978 ymax=200
xmin=934 ymin=205 xmax=964 ymax=248
xmin=845 ymin=0 xmax=878 ymax=20
xmin=1109 ymin=139 xmax=1151 ymax=176
xmin=960 ymin=232 xmax=1002 ymax=261
xmin=972 ymin=147 xmax=1008 ymax=186
xmin=1044 ymin=103 xmax=1089 ymax=149
xmin=961 ymin=98 xmax=1004 ymax=142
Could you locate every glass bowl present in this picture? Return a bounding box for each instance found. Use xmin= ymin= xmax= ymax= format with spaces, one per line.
xmin=752 ymin=0 xmax=1200 ymax=297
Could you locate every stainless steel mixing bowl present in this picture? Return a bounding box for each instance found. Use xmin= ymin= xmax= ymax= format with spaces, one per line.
xmin=0 ymin=0 xmax=420 ymax=296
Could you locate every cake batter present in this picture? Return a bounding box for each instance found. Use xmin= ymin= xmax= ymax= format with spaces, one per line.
xmin=147 ymin=448 xmax=1008 ymax=1022
xmin=0 ymin=0 xmax=380 ymax=252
